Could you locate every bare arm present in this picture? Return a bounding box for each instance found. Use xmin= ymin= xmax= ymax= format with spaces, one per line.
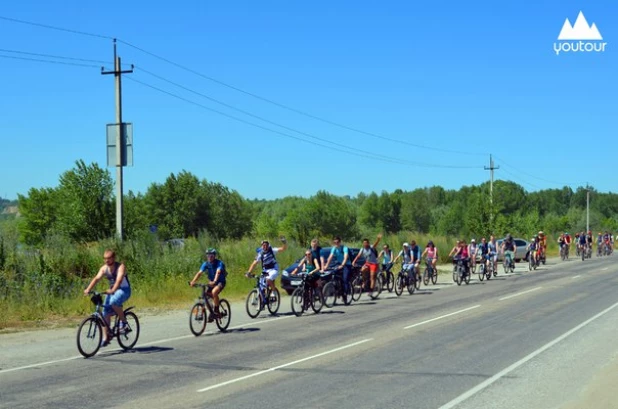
xmin=190 ymin=269 xmax=204 ymax=286
xmin=373 ymin=233 xmax=383 ymax=249
xmin=84 ymin=267 xmax=106 ymax=295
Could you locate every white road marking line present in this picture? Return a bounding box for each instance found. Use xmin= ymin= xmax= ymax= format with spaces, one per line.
xmin=197 ymin=338 xmax=373 ymax=392
xmin=601 ymin=267 xmax=609 ymax=271
xmin=572 ymin=275 xmax=581 ymax=279
xmin=0 ymin=314 xmax=295 ymax=375
xmin=438 ymin=300 xmax=618 ymax=409
xmin=404 ymin=305 xmax=481 ymax=330
xmin=499 ymin=287 xmax=542 ymax=301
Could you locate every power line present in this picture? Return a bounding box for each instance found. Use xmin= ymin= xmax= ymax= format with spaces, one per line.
xmin=0 ymin=48 xmax=109 ymax=64
xmin=0 ymin=53 xmax=100 ymax=68
xmin=126 ymin=76 xmax=482 ymax=170
xmin=135 ymin=66 xmax=480 ymax=169
xmin=0 ymin=15 xmax=112 ymax=39
xmin=0 ymin=14 xmax=487 ymax=157
xmin=493 ymin=155 xmax=573 ymax=187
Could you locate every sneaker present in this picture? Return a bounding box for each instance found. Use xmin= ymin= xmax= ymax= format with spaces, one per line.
xmin=207 ymin=314 xmax=215 ymax=323
xmin=118 ymin=321 xmax=128 ymax=334
xmin=100 ymin=339 xmax=110 ymax=347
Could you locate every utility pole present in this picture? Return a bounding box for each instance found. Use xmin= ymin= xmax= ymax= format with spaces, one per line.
xmin=484 ymin=154 xmax=500 ymax=228
xmin=586 ymin=184 xmax=590 ymax=233
xmin=102 ymin=39 xmax=133 ymax=241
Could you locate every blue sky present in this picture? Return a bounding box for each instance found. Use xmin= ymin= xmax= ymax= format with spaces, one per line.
xmin=0 ymin=0 xmax=616 ymax=201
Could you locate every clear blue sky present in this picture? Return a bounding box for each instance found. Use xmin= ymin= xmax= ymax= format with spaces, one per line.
xmin=1 ymin=0 xmax=616 ymax=201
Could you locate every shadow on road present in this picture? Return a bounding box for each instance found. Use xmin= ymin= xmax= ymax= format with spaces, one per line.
xmin=226 ymin=327 xmax=260 ymax=334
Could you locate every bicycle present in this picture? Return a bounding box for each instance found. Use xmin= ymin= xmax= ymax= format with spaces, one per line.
xmin=290 ymin=272 xmax=324 ymax=316
xmin=503 ymin=252 xmax=515 ymax=274
xmin=377 ymin=262 xmax=395 ymax=293
xmin=188 ymin=282 xmax=231 ymax=335
xmin=422 ymin=258 xmax=438 ymax=285
xmin=350 ymin=266 xmax=382 ymax=301
xmin=76 ymin=291 xmax=140 ymax=358
xmin=452 ymin=257 xmax=470 ymax=286
xmin=321 ymin=268 xmax=352 ymax=308
xmin=394 ymin=264 xmax=415 ymax=296
xmin=245 ymin=271 xmax=281 ymax=318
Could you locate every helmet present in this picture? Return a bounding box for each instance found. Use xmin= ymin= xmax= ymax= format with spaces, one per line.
xmin=538 ymin=231 xmax=544 ymax=235
xmin=564 ymin=232 xmax=569 ymax=235
xmin=471 ymin=239 xmax=476 ymax=243
xmin=205 ymin=248 xmax=217 ymax=256
xmin=531 ymin=237 xmax=536 ymax=241
xmin=403 ymin=242 xmax=409 ymax=247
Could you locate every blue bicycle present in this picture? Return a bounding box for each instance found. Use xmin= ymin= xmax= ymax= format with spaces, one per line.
xmin=76 ymin=291 xmax=140 ymax=358
xmin=245 ymin=272 xmax=281 ymax=318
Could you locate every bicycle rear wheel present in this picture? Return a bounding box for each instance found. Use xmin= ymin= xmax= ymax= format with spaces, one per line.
xmin=216 ymin=299 xmax=231 ymax=332
xmin=322 ymin=282 xmax=336 ymax=308
xmin=386 ymin=271 xmax=395 ymax=292
xmin=189 ymin=302 xmax=207 ymax=336
xmin=291 ymin=287 xmax=305 ymax=317
xmin=77 ymin=316 xmax=102 ymax=358
xmin=394 ymin=274 xmax=404 ymax=296
xmin=369 ymin=277 xmax=382 ymax=300
xmin=351 ymin=276 xmax=363 ymax=302
xmin=423 ymin=268 xmax=430 ymax=286
xmin=407 ymin=275 xmax=415 ymax=294
xmin=311 ymin=287 xmax=324 ymax=313
xmin=431 ymin=268 xmax=438 ymax=285
xmin=117 ymin=311 xmax=140 ymax=350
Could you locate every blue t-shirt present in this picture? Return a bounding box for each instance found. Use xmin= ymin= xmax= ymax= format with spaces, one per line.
xmin=330 ymin=246 xmax=350 ymax=265
xmin=199 ymin=259 xmax=226 ymax=283
xmin=410 ymin=245 xmax=421 ymax=262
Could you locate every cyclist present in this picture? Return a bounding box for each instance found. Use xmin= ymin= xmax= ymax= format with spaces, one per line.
xmin=352 ymin=233 xmax=383 ymax=292
xmin=378 ymin=244 xmax=394 ymax=273
xmin=190 ymin=248 xmax=226 ymax=322
xmin=604 ymin=231 xmax=611 ymax=253
xmin=468 ymin=239 xmax=478 ymax=270
xmin=478 ymin=237 xmax=490 ymax=269
xmin=581 ymin=232 xmax=589 ymax=255
xmin=309 ymin=238 xmax=325 ymax=270
xmin=501 ymin=234 xmax=516 ymax=269
xmin=393 ymin=242 xmax=415 ymax=280
xmin=528 ymin=237 xmax=539 ymax=265
xmin=537 ymin=231 xmax=547 ymax=262
xmin=564 ymin=232 xmax=572 ymax=256
xmin=409 ymin=240 xmax=422 ymax=281
xmin=453 ymin=239 xmax=470 ymax=277
xmin=488 ymin=236 xmax=498 ymax=271
xmin=247 ymin=237 xmax=288 ymax=296
xmin=421 ymin=240 xmax=439 ymax=272
xmin=83 ymin=249 xmax=131 ymax=347
xmin=557 ymin=234 xmax=567 ymax=256
xmin=291 ymin=249 xmax=321 ymax=290
xmin=321 ymin=236 xmax=352 ymax=295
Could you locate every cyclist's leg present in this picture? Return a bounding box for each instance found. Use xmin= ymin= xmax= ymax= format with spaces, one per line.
xmin=212 ymin=283 xmax=223 ymax=309
xmin=265 ymin=268 xmax=279 ymax=293
xmin=108 ymin=288 xmax=130 ymax=325
xmin=368 ymin=263 xmax=378 ymax=290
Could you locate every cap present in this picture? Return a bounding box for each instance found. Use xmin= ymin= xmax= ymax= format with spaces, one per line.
xmin=403 ymin=242 xmax=409 ymax=247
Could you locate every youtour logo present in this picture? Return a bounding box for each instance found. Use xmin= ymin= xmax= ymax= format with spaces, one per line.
xmin=554 ymin=11 xmax=607 ymax=55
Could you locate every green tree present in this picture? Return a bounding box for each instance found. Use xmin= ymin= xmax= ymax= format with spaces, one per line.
xmin=17 ymin=187 xmax=58 ymax=245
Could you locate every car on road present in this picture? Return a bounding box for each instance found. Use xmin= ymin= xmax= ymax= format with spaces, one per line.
xmin=280 ymin=246 xmax=364 ymax=295
xmin=495 ymin=238 xmax=529 ymax=262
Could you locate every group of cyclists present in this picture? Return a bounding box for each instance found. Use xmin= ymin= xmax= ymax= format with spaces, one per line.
xmin=86 ymin=228 xmax=614 ymax=347
xmin=557 ymin=231 xmax=615 ymax=258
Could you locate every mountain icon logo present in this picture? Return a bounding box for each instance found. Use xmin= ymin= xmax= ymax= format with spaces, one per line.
xmin=557 ymin=11 xmax=603 ymax=40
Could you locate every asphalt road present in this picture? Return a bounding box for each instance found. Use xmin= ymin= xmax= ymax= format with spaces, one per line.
xmin=1 ymin=256 xmax=617 ymax=409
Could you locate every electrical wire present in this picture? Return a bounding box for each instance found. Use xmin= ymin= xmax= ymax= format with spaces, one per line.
xmin=493 ymin=155 xmax=573 ymax=187
xmin=0 ymin=48 xmax=109 ymax=64
xmin=0 ymin=53 xmax=101 ymax=68
xmin=0 ymin=15 xmax=113 ymax=39
xmin=126 ymin=76 xmax=483 ymax=170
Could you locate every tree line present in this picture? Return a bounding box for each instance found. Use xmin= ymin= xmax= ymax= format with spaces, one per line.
xmin=10 ymin=160 xmax=618 ymax=247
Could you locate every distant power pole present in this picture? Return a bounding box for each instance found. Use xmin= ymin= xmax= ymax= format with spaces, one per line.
xmin=102 ymin=39 xmax=133 ymax=241
xmin=485 ymin=154 xmax=500 ymax=228
xmin=586 ymin=183 xmax=590 ymax=233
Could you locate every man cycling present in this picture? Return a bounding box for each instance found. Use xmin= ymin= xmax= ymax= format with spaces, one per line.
xmin=488 ymin=236 xmax=498 ymax=273
xmin=557 ymin=234 xmax=567 ymax=257
xmin=247 ymin=237 xmax=288 ymax=296
xmin=564 ymin=232 xmax=572 ymax=256
xmin=83 ymin=249 xmax=131 ymax=347
xmin=537 ymin=231 xmax=547 ymax=263
xmin=468 ymin=239 xmax=478 ymax=270
xmin=190 ymin=248 xmax=226 ymax=322
xmin=528 ymin=237 xmax=539 ymax=265
xmin=501 ymin=234 xmax=517 ymax=269
xmin=393 ymin=242 xmax=416 ymax=281
xmin=352 ymin=233 xmax=382 ymax=292
xmin=321 ymin=236 xmax=352 ymax=295
xmin=580 ymin=232 xmax=589 ymax=255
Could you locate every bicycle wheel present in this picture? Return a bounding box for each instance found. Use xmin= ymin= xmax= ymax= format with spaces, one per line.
xmin=369 ymin=277 xmax=382 ymax=300
xmin=423 ymin=268 xmax=430 ymax=286
xmin=478 ymin=264 xmax=485 ymax=281
xmin=414 ymin=271 xmax=421 ymax=290
xmin=394 ymin=274 xmax=404 ymax=296
xmin=351 ymin=276 xmax=363 ymax=302
xmin=77 ymin=316 xmax=102 ymax=358
xmin=290 ymin=287 xmax=305 ymax=317
xmin=407 ymin=275 xmax=415 ymax=295
xmin=311 ymin=287 xmax=324 ymax=313
xmin=189 ymin=302 xmax=207 ymax=336
xmin=216 ymin=299 xmax=231 ymax=332
xmin=429 ymin=268 xmax=437 ymax=285
xmin=322 ymin=282 xmax=336 ymax=308
xmin=464 ymin=270 xmax=471 ymax=285
xmin=117 ymin=311 xmax=140 ymax=350
xmin=267 ymin=288 xmax=280 ymax=315
xmin=386 ymin=271 xmax=395 ymax=292
xmin=245 ymin=289 xmax=261 ymax=319
xmin=456 ymin=266 xmax=463 ymax=286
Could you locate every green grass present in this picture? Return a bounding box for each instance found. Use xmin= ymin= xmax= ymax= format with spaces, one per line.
xmin=0 ymin=231 xmax=560 ymax=330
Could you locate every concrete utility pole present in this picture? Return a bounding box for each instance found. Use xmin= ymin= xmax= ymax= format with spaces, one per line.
xmin=102 ymin=39 xmax=133 ymax=240
xmin=586 ymin=184 xmax=590 ymax=233
xmin=485 ymin=154 xmax=500 ymax=227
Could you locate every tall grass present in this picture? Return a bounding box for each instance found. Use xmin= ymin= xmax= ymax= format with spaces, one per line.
xmin=0 ymin=228 xmax=560 ymax=330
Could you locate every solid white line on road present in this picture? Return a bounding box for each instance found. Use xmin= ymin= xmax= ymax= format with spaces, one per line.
xmin=572 ymin=275 xmax=581 ymax=279
xmin=601 ymin=267 xmax=609 ymax=271
xmin=438 ymin=300 xmax=618 ymax=409
xmin=499 ymin=287 xmax=542 ymax=301
xmin=403 ymin=305 xmax=481 ymax=330
xmin=197 ymin=338 xmax=373 ymax=393
xmin=0 ymin=314 xmax=295 ymax=375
